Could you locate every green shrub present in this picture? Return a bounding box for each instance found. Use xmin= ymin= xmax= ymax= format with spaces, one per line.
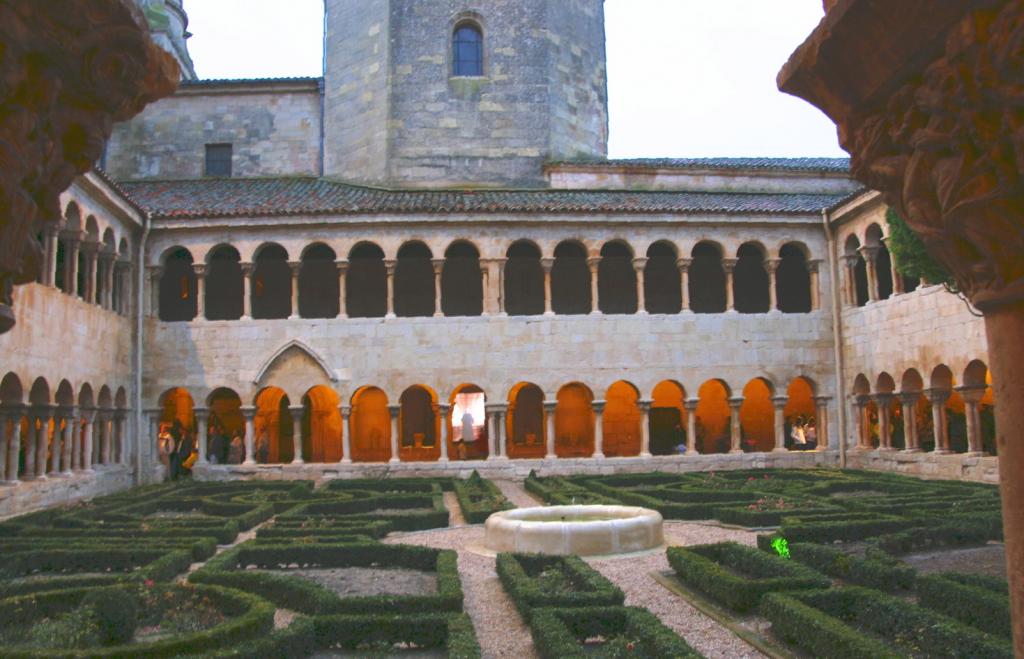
xmin=761 ymin=592 xmax=898 ymax=659
xmin=782 ymin=542 xmax=915 ymax=591
xmin=496 ymin=553 xmax=624 ymax=617
xmin=667 ymin=542 xmax=829 ymax=612
xmin=312 ymin=612 xmax=480 ymax=657
xmin=916 ymin=572 xmax=1011 ymax=638
xmin=527 ymin=606 xmax=702 ymax=659
xmin=778 ymin=516 xmax=913 ymax=544
xmin=81 ymin=588 xmax=138 ymax=646
xmin=453 ymin=472 xmax=513 ymax=523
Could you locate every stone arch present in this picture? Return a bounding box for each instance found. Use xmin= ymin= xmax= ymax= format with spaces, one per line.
xmin=299 ymin=242 xmax=339 ymax=319
xmin=395 ymin=241 xmax=434 ymax=318
xmin=79 ymin=383 xmax=96 ymax=410
xmin=930 ymin=364 xmax=954 ymax=391
xmin=645 ymin=241 xmax=681 ymax=314
xmin=158 ymin=387 xmax=194 ymax=467
xmin=507 ymin=382 xmax=545 ymax=459
xmin=963 ymin=359 xmax=989 ymax=387
xmin=29 ymin=377 xmax=51 ymax=406
xmin=505 ymin=240 xmax=544 ymax=316
xmin=690 ymin=241 xmax=726 ymax=313
xmin=844 ymin=234 xmax=869 ymax=307
xmin=452 ymin=16 xmax=484 ymax=77
xmin=207 ymin=388 xmax=243 ymax=463
xmin=784 ymin=376 xmax=817 ymax=450
xmin=400 ymin=385 xmax=439 ymax=461
xmin=254 ymin=386 xmax=291 ymax=463
xmin=740 ymin=377 xmax=774 ymax=452
xmin=552 ymin=241 xmax=590 ymax=314
xmin=876 ymin=372 xmax=896 ymax=394
xmin=962 ymin=360 xmax=996 ymax=455
xmin=205 ymin=244 xmax=243 ymax=321
xmin=695 ymin=379 xmax=731 ymax=454
xmin=900 ymin=368 xmax=924 ymax=392
xmin=302 ymin=385 xmax=342 ymax=462
xmin=777 ymin=242 xmax=812 ymax=313
xmin=350 ymin=386 xmax=391 ymax=462
xmin=55 ymin=380 xmax=75 ymax=407
xmin=735 ymin=242 xmax=769 ymax=313
xmin=598 ymin=241 xmax=636 ymax=314
xmin=252 ymin=243 xmax=291 ymax=320
xmin=0 ymin=372 xmax=24 ymax=406
xmin=852 ymin=373 xmax=871 ymax=395
xmin=253 ymin=340 xmax=337 ymax=403
xmin=443 ymin=241 xmax=483 ymax=317
xmin=650 ymin=380 xmax=686 ymax=455
xmin=347 ymin=242 xmax=387 ymax=318
xmin=604 ymin=380 xmax=640 ymax=456
xmin=450 ymin=383 xmax=487 ymax=460
xmin=555 ymin=382 xmax=594 ymax=457
xmin=114 ymin=387 xmax=127 ymax=410
xmin=159 ymin=246 xmax=197 ymax=322
xmin=97 ymin=385 xmax=113 ymax=410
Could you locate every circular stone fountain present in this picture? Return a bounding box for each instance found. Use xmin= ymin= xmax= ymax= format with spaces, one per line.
xmin=484 ymin=505 xmax=664 ymax=556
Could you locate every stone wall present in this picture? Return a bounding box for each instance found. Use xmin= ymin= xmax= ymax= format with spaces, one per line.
xmin=0 ymin=467 xmax=133 ymax=520
xmin=106 ymin=81 xmax=322 ymax=180
xmin=548 ymin=165 xmax=860 ymax=195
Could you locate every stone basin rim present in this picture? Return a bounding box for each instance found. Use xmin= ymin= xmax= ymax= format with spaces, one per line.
xmin=484 ymin=504 xmax=665 ymax=556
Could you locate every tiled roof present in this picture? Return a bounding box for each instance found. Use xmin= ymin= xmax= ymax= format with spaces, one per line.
xmin=550 ymin=157 xmax=851 ymax=173
xmin=180 ymin=76 xmax=322 ymax=87
xmin=119 ymin=177 xmax=849 ymax=219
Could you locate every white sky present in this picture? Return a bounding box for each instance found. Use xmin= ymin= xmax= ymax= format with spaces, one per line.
xmin=185 ymin=0 xmax=845 ymax=159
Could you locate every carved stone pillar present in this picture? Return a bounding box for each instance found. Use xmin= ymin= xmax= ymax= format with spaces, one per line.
xmin=101 ymin=251 xmax=116 ymax=310
xmin=541 ymin=258 xmax=555 ymax=316
xmin=807 ymin=259 xmax=823 ymax=310
xmin=956 ymin=385 xmax=987 ymax=455
xmin=336 ymin=261 xmax=348 ymax=319
xmin=289 ymin=405 xmax=304 ymax=464
xmin=587 ymin=256 xmax=601 ymax=315
xmin=638 ymin=399 xmax=652 ymax=457
xmin=850 ymin=395 xmax=868 ymax=450
xmin=813 ymin=396 xmax=830 ymax=450
xmin=49 ymin=409 xmax=64 ymax=475
xmin=684 ymin=398 xmax=699 ymax=454
xmin=859 ymin=246 xmax=880 ymax=302
xmin=82 ymin=242 xmax=99 ymax=304
xmin=195 ymin=408 xmax=208 ymax=465
xmin=898 ymin=392 xmax=921 ymax=452
xmin=494 ymin=258 xmax=508 ymax=315
xmin=591 ymin=400 xmax=606 ymax=458
xmin=771 ymin=395 xmax=788 ymax=452
xmin=115 ymin=261 xmax=130 ymax=315
xmin=765 ymin=259 xmax=781 ymax=313
xmin=64 ymin=234 xmax=82 ymax=297
xmin=288 ymin=261 xmax=301 ymax=320
xmin=841 ymin=255 xmax=858 ymax=307
xmin=240 ymin=263 xmax=253 ymax=320
xmin=81 ymin=408 xmax=95 ymax=472
xmin=727 ymin=396 xmax=743 ymax=453
xmin=431 ymin=258 xmax=444 ymax=318
xmin=723 ymin=259 xmax=738 ymax=312
xmin=874 ymin=394 xmax=894 ymax=450
xmin=241 ymin=406 xmax=256 ymax=465
xmin=496 ymin=405 xmax=508 ymax=459
xmin=114 ymin=411 xmax=127 ymax=465
xmin=924 ymin=389 xmax=951 ymax=454
xmin=44 ymin=224 xmax=59 ymax=287
xmin=193 ymin=263 xmax=206 ymax=320
xmin=388 ymin=404 xmax=400 ymax=463
xmin=34 ymin=406 xmax=52 ymax=477
xmin=60 ymin=407 xmax=75 ymax=474
xmin=2 ymin=406 xmax=22 ymax=482
xmin=677 ymin=258 xmax=692 ymax=313
xmin=437 ymin=404 xmax=450 ymax=462
xmin=484 ymin=404 xmax=499 ymax=460
xmin=632 ymin=257 xmax=648 ymax=314
xmin=0 ymin=408 xmax=9 ymax=483
xmin=22 ymin=412 xmax=37 ymax=479
xmin=543 ymin=400 xmax=557 ymax=458
xmin=101 ymin=411 xmax=114 ymax=464
xmin=384 ymin=260 xmax=397 ymax=319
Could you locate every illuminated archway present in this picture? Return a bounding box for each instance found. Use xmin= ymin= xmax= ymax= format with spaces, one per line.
xmin=604 ymin=381 xmax=640 ymax=456
xmin=207 ymin=388 xmax=243 ymax=463
xmin=555 ymin=383 xmax=594 ymax=457
xmin=450 ymin=384 xmax=487 ymax=460
xmin=400 ymin=385 xmax=439 ymax=461
xmin=507 ymin=382 xmax=545 ymax=459
xmin=350 ymin=386 xmax=390 ymax=462
xmin=650 ymin=380 xmax=686 ymax=455
xmin=739 ymin=378 xmax=774 ymax=452
xmin=254 ymin=387 xmax=292 ymax=463
xmin=695 ymin=379 xmax=730 ymax=454
xmin=302 ymin=385 xmax=342 ymax=462
xmin=784 ymin=377 xmax=817 ymax=450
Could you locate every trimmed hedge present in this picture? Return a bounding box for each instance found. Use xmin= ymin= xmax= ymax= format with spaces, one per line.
xmin=778 ymin=515 xmax=913 ymax=544
xmin=765 ymin=586 xmax=1013 ymax=659
xmin=495 ymin=553 xmax=624 ymax=617
xmin=453 ymin=472 xmax=513 ymax=524
xmin=869 ymin=515 xmax=1003 ymax=556
xmin=280 ymin=493 xmax=448 ymax=531
xmin=0 ymin=548 xmax=193 ymax=582
xmin=917 ymin=572 xmax=1011 ymax=639
xmin=714 ymin=504 xmax=837 ymax=527
xmin=528 ymin=606 xmax=703 ymax=659
xmin=312 ymin=612 xmax=480 ymax=657
xmin=780 ymin=541 xmax=915 ymax=591
xmin=667 ymin=542 xmax=829 ymax=612
xmin=191 ymin=541 xmax=463 ymax=615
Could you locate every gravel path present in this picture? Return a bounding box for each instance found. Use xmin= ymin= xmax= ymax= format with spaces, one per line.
xmin=494 ymin=480 xmax=543 ymax=508
xmin=444 ymin=491 xmax=467 ymax=527
xmin=385 ymin=527 xmax=537 ymax=659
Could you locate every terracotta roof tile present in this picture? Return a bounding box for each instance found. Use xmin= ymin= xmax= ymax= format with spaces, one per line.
xmin=549 ymin=157 xmax=851 ymax=173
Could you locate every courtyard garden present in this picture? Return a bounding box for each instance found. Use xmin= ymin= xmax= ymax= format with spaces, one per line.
xmin=0 ymin=468 xmax=1008 ymax=657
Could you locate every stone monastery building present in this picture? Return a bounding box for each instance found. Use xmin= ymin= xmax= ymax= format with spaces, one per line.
xmin=0 ymin=0 xmax=997 ymax=516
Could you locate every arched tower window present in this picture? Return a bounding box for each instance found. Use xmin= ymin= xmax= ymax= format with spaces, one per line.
xmin=453 ymin=23 xmax=484 ymax=77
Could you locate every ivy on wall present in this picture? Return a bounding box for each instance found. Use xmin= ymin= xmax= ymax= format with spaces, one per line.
xmin=884 ymin=207 xmax=957 ymax=290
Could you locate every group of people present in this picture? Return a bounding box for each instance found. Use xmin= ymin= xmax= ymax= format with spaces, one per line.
xmin=158 ymin=415 xmax=247 ymax=480
xmin=787 ymin=416 xmax=818 ymax=450
xmin=205 ymin=417 xmax=245 ymax=465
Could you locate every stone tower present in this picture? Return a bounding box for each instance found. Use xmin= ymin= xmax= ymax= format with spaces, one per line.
xmin=323 ymin=0 xmax=608 ymax=188
xmin=136 ymin=0 xmax=196 ymax=80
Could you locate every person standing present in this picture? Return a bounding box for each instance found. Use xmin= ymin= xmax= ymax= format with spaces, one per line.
xmin=168 ymin=420 xmax=184 ymax=480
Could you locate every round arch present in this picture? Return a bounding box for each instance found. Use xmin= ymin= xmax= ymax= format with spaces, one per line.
xmin=400 ymin=385 xmax=439 ymax=461
xmin=450 ymin=384 xmax=487 ymax=460
xmin=507 ymin=382 xmax=545 ymax=459
xmin=505 ymin=241 xmax=544 ymax=316
xmin=347 ymin=243 xmax=387 ymax=318
xmin=604 ymin=380 xmax=640 ymax=456
xmin=552 ymin=241 xmax=590 ymax=315
xmin=302 ymin=385 xmax=342 ymax=462
xmin=598 ymin=241 xmax=637 ymax=314
xmin=695 ymin=379 xmax=731 ymax=454
xmin=650 ymin=380 xmax=686 ymax=455
xmin=442 ymin=241 xmax=483 ymax=317
xmin=254 ymin=386 xmax=292 ymax=463
xmin=739 ymin=378 xmax=774 ymax=452
xmin=555 ymin=382 xmax=594 ymax=457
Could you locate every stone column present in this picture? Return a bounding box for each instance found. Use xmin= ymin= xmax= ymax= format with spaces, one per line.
xmin=64 ymin=233 xmax=81 ymax=296
xmin=81 ymin=408 xmax=95 ymax=472
xmin=854 ymin=395 xmax=873 ymax=449
xmin=288 ymin=261 xmax=301 ymax=320
xmin=101 ymin=252 xmax=116 ymax=310
xmin=240 ymin=263 xmax=253 ymax=320
xmin=898 ymin=392 xmax=921 ymax=451
xmin=860 ymin=246 xmax=880 ymax=302
xmin=587 ymin=256 xmax=601 ymax=315
xmin=338 ymin=404 xmax=352 ymax=463
xmin=484 ymin=404 xmax=499 ymax=460
xmin=60 ymin=407 xmax=75 ymax=474
xmin=677 ymin=258 xmax=692 ymax=313
xmin=432 ymin=259 xmax=444 ymax=317
xmin=684 ymin=398 xmax=699 ymax=454
xmin=44 ymin=224 xmax=59 ymax=287
xmin=632 ymin=257 xmax=649 ymax=314
xmin=34 ymin=407 xmax=51 ymax=477
xmin=3 ymin=407 xmax=22 ymax=482
xmin=813 ymin=396 xmax=830 ymax=450
xmin=480 ymin=259 xmax=491 ymax=317
xmin=387 ymin=404 xmax=400 ymax=463
xmin=808 ymin=259 xmax=823 ymax=310
xmin=496 ymin=404 xmax=508 ymax=459
xmin=115 ymin=411 xmax=127 ymax=465
xmin=149 ymin=266 xmax=162 ymax=317
xmin=241 ymin=406 xmax=256 ymax=465
xmin=71 ymin=411 xmax=83 ymax=470
xmin=728 ymin=396 xmax=744 ymax=453
xmin=638 ymin=398 xmax=653 ymax=457
xmin=384 ymin=260 xmax=397 ymax=319
xmin=924 ymin=389 xmax=952 ymax=453
xmin=841 ymin=255 xmax=858 ymax=306
xmin=771 ymin=395 xmax=788 ymax=452
xmin=956 ymin=385 xmax=987 ymax=455
xmin=765 ymin=258 xmax=781 ymax=312
xmin=22 ymin=412 xmax=37 ymax=479
xmin=543 ymin=400 xmax=557 ymax=458
xmin=494 ymin=258 xmax=508 ymax=316
xmin=592 ymin=400 xmax=606 ymax=458
xmin=874 ymin=394 xmax=894 ymax=450
xmin=723 ymin=259 xmax=738 ymax=312
xmin=193 ymin=263 xmax=206 ymax=320
xmin=194 ymin=408 xmax=208 ymax=465
xmin=49 ymin=410 xmax=64 ymax=475
xmin=437 ymin=404 xmax=450 ymax=462
xmin=115 ymin=262 xmax=130 ymax=315
xmin=541 ymin=258 xmax=555 ymax=316
xmin=84 ymin=242 xmax=99 ymax=304
xmin=289 ymin=405 xmax=304 ymax=464
xmin=336 ymin=261 xmax=348 ymax=319
xmin=0 ymin=409 xmax=9 ymax=483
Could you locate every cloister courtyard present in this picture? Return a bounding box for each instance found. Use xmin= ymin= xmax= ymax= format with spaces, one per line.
xmin=0 ymin=468 xmax=1007 ymax=657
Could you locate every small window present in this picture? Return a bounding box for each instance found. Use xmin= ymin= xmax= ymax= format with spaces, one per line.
xmin=205 ymin=143 xmax=232 ymax=177
xmin=453 ymin=23 xmax=483 ymax=77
